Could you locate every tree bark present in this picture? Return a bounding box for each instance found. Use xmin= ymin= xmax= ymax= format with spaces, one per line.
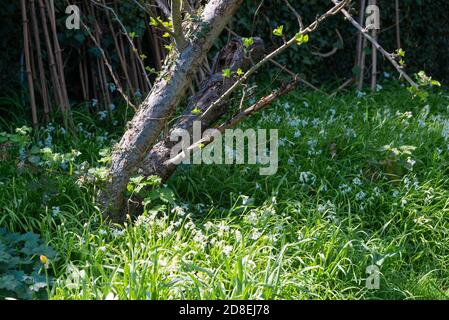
xmin=140 ymin=37 xmax=265 ymax=182
xmin=100 ymin=0 xmax=244 ymax=221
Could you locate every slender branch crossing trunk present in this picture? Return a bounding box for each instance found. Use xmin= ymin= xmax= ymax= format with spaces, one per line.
xmin=100 ymin=0 xmax=244 ymax=221
xmin=140 ymin=37 xmax=265 ymax=182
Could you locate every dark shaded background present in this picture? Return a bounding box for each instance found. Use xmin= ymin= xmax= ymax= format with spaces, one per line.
xmin=0 ymin=0 xmax=447 ymax=98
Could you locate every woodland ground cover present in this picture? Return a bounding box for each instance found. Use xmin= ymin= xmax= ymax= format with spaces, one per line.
xmin=1 ymin=83 xmax=448 ymax=299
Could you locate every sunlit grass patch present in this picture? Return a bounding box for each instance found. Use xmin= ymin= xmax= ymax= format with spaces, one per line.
xmin=1 ymin=83 xmax=448 ymax=299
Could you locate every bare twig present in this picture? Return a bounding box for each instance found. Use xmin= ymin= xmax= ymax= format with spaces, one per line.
xmin=311 ymin=29 xmax=343 ymax=58
xmin=283 ymin=0 xmax=304 ymax=31
xmin=90 ymin=0 xmax=152 ymax=90
xmin=267 ymin=59 xmax=323 ymax=93
xmin=330 ymin=78 xmax=353 ymax=97
xmin=79 ymin=18 xmax=137 ymax=110
xmin=201 ymin=0 xmax=351 ymax=121
xmin=167 ymin=77 xmax=301 ymax=165
xmin=224 ymin=26 xmax=322 ymax=93
xmin=332 ymin=0 xmax=418 ymax=87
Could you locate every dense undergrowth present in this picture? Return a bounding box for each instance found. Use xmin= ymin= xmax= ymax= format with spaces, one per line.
xmin=1 ymin=82 xmax=448 ymax=299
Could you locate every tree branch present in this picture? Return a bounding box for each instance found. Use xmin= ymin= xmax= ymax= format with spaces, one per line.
xmin=332 ymin=0 xmax=418 ymax=87
xmin=79 ymin=17 xmax=137 ymax=110
xmin=200 ymin=0 xmax=350 ymax=121
xmin=283 ymin=0 xmax=304 ymax=31
xmin=171 ymin=0 xmax=187 ymax=50
xmin=100 ymin=0 xmax=245 ymax=221
xmin=167 ymin=77 xmax=300 ymax=166
xmin=90 ymin=0 xmax=152 ymax=90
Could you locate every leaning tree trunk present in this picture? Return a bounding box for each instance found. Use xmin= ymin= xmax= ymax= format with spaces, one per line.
xmin=99 ymin=0 xmax=244 ymax=221
xmin=140 ymin=37 xmax=265 ymax=182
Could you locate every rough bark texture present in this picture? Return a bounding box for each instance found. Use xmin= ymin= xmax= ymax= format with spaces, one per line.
xmin=140 ymin=37 xmax=265 ymax=182
xmin=100 ymin=0 xmax=244 ymax=221
xmin=163 ymin=77 xmax=300 ymax=168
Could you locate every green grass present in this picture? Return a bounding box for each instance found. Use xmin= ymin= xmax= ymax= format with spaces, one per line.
xmin=1 ymin=83 xmax=449 ymax=299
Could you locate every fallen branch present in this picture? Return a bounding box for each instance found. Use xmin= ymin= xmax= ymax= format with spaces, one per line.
xmin=167 ymin=77 xmax=300 ymax=166
xmin=200 ymin=0 xmax=351 ymax=121
xmin=140 ymin=37 xmax=265 ymax=181
xmin=100 ymin=0 xmax=245 ymax=221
